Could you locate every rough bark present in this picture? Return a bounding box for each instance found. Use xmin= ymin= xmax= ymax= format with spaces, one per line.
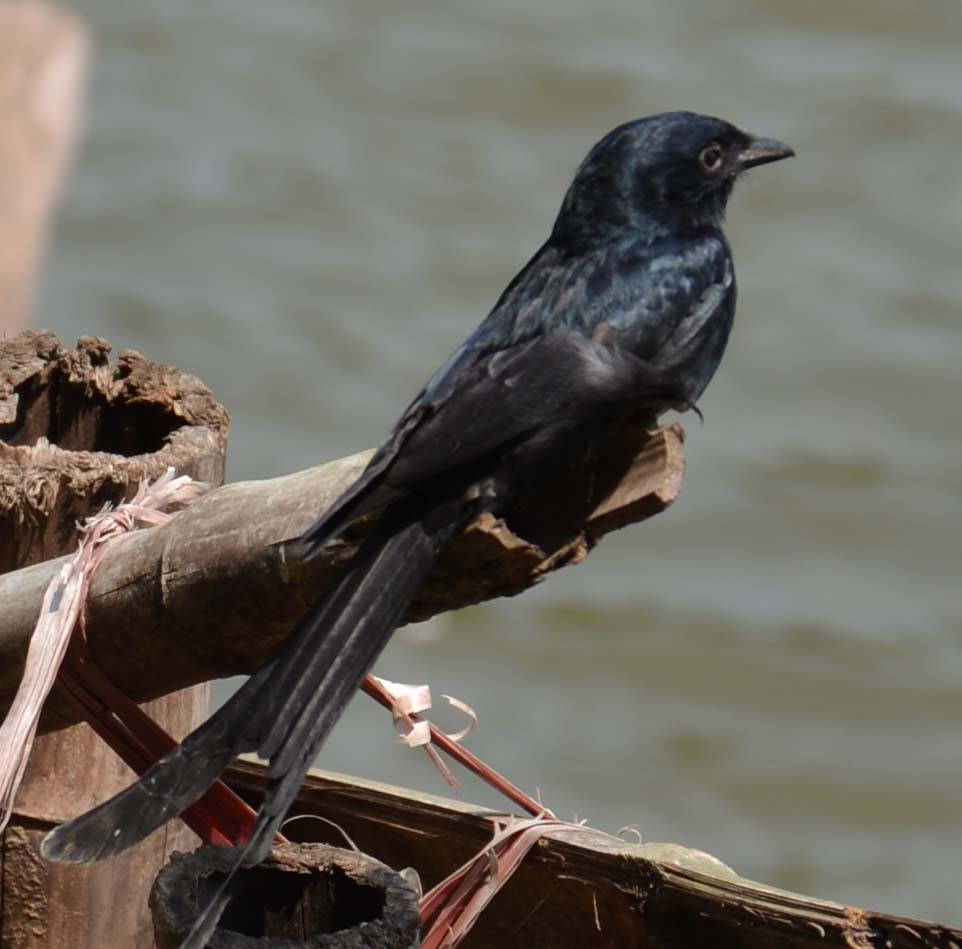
xmin=0 ymin=330 xmax=229 ymax=948
xmin=0 ymin=2 xmax=87 ymax=333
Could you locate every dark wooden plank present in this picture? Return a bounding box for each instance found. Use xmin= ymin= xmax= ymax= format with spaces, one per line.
xmin=227 ymin=760 xmax=962 ymax=949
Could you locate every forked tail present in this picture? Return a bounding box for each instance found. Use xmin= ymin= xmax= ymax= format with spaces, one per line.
xmin=43 ymin=502 xmax=464 ymax=945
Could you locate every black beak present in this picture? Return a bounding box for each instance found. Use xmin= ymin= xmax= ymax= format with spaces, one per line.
xmin=736 ymin=136 xmax=795 ymax=170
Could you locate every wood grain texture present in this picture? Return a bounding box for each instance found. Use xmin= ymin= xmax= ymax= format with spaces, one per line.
xmin=227 ymin=760 xmax=962 ymax=949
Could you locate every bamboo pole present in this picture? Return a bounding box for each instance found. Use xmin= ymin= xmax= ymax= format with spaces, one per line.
xmin=0 ymin=332 xmax=685 ymax=733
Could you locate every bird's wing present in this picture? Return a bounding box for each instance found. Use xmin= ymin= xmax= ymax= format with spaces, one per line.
xmin=301 ymin=329 xmax=677 ymax=554
xmin=303 ymin=234 xmax=732 ymax=553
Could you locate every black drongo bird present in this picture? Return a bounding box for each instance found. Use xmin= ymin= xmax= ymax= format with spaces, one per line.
xmin=42 ymin=111 xmax=792 ymax=945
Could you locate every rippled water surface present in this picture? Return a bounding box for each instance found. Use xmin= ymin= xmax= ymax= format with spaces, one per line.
xmin=43 ymin=0 xmax=962 ymax=925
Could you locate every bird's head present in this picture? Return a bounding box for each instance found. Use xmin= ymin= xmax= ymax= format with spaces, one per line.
xmin=552 ymin=111 xmax=794 ymax=247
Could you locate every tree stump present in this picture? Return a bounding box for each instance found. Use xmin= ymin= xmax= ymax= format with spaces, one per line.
xmin=150 ymin=844 xmax=420 ymax=949
xmin=0 ymin=330 xmax=229 ymax=947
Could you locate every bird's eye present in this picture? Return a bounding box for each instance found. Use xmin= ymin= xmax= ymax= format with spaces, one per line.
xmin=698 ymin=143 xmax=724 ymax=173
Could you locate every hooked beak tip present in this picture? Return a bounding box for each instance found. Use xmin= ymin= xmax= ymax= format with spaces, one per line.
xmin=737 ymin=136 xmax=795 ymax=170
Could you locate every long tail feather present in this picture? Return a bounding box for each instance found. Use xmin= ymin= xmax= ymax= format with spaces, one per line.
xmin=255 ymin=507 xmax=463 ymax=859
xmin=43 ymin=500 xmax=463 ymax=945
xmin=40 ymin=655 xmax=276 ymax=863
xmin=180 ymin=510 xmax=460 ymax=947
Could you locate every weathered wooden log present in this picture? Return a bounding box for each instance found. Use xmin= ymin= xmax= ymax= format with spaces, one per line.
xmin=0 ymin=1 xmax=87 ymax=334
xmin=150 ymin=844 xmax=420 ymax=948
xmin=227 ymin=761 xmax=962 ymax=949
xmin=0 ymin=332 xmax=686 ymax=733
xmin=0 ymin=330 xmax=229 ymax=948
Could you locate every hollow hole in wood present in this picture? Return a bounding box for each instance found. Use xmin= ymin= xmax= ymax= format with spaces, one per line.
xmin=0 ymin=372 xmax=180 ymax=456
xmin=203 ymin=865 xmax=386 ymax=940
